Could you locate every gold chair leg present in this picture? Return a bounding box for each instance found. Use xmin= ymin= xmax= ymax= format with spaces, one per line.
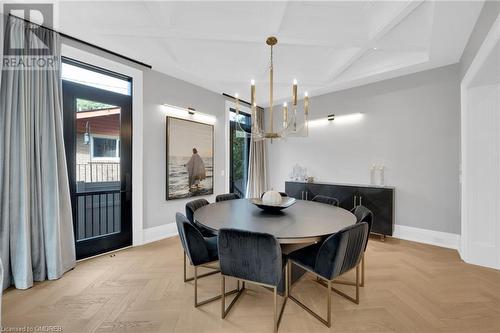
xmin=288 ymin=262 xmax=332 ymax=328
xmin=361 ymin=255 xmax=365 ymax=287
xmin=273 ymin=263 xmax=288 ymax=333
xmin=274 ymin=287 xmax=278 ymax=333
xmin=221 ymin=275 xmax=245 ymax=318
xmin=329 ymin=255 xmax=365 ymax=287
xmin=184 ymin=252 xmax=219 ymax=282
xmin=221 ymin=273 xmax=286 ymax=332
xmin=194 ymin=266 xmax=239 ymax=307
xmin=319 ymin=264 xmax=360 ymax=304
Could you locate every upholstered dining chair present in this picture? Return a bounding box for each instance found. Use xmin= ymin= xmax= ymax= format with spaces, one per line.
xmin=349 ymin=205 xmax=373 ymax=287
xmin=185 ymin=199 xmax=216 ymax=237
xmin=260 ymin=192 xmax=288 ymax=198
xmin=215 ymin=193 xmax=240 ymax=202
xmin=288 ymin=222 xmax=369 ymax=327
xmin=218 ymin=229 xmax=288 ymax=333
xmin=311 ymin=194 xmax=339 ymax=206
xmin=175 ymin=213 xmax=238 ymax=307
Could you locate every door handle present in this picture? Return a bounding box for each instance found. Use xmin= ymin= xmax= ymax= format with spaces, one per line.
xmin=353 ymin=195 xmax=357 ymax=208
xmin=305 ymin=192 xmax=308 ymax=200
xmin=301 ymin=191 xmax=304 ymax=200
xmin=359 ymin=196 xmax=362 ymax=206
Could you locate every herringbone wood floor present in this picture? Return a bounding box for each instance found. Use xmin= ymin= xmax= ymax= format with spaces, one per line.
xmin=2 ymin=236 xmax=500 ymax=333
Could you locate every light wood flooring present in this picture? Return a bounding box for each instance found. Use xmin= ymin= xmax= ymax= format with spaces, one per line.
xmin=2 ymin=236 xmax=500 ymax=332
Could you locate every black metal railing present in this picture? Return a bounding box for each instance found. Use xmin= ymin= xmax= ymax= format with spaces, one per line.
xmin=75 ymin=190 xmax=121 ymax=241
xmin=77 ymin=162 xmax=120 ymax=183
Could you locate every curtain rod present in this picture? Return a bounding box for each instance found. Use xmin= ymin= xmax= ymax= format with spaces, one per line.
xmin=222 ymin=93 xmax=264 ymax=110
xmin=7 ymin=13 xmax=152 ymax=69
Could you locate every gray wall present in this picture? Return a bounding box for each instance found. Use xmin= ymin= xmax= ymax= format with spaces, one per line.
xmin=460 ymin=1 xmax=500 ymax=79
xmin=143 ymin=70 xmax=227 ymax=228
xmin=268 ymin=64 xmax=461 ymax=234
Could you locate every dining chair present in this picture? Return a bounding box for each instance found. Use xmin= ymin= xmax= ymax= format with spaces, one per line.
xmin=260 ymin=192 xmax=288 ymax=198
xmin=311 ymin=194 xmax=339 ymax=206
xmin=288 ymin=222 xmax=369 ymax=327
xmin=215 ymin=193 xmax=240 ymax=202
xmin=176 ymin=212 xmax=220 ymax=282
xmin=218 ymin=228 xmax=288 ymax=333
xmin=175 ymin=213 xmax=238 ymax=307
xmin=349 ymin=205 xmax=373 ymax=287
xmin=185 ymin=199 xmax=217 ymax=237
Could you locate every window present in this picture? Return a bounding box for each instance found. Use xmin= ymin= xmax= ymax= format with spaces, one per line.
xmin=62 ymin=59 xmax=132 ymax=96
xmin=229 ymin=109 xmax=251 ymax=197
xmin=90 ymin=136 xmax=120 ymax=161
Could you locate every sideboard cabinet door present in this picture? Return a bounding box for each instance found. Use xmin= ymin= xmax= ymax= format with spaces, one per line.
xmin=285 ymin=182 xmax=306 ymax=200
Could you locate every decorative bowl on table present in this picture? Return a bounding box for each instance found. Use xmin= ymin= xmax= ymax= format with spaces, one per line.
xmin=251 ymin=191 xmax=296 ymax=212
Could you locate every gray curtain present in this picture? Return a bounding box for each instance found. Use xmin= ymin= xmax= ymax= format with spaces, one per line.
xmin=0 ymin=16 xmax=75 ymax=290
xmin=246 ymin=108 xmax=268 ymax=198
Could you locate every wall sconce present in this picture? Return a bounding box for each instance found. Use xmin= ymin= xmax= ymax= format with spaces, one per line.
xmin=162 ymin=103 xmax=216 ymax=125
xmin=308 ymin=113 xmax=363 ymax=128
xmin=84 ymin=121 xmax=90 ymax=145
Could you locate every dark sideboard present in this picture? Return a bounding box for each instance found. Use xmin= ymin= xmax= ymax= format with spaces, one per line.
xmin=285 ymin=181 xmax=395 ymax=238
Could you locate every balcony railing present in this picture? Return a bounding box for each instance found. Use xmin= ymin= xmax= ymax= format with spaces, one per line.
xmin=77 ymin=162 xmax=120 ymax=183
xmin=75 ymin=162 xmax=121 ymax=241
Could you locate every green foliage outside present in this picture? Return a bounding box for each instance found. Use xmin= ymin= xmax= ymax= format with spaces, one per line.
xmin=77 ymin=98 xmax=116 ymax=112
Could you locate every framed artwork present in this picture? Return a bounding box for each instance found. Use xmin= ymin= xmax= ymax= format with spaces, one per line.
xmin=166 ymin=116 xmax=214 ymax=200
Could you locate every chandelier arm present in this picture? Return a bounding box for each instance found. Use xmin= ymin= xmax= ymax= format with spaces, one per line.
xmin=234 ymin=36 xmax=309 ymax=140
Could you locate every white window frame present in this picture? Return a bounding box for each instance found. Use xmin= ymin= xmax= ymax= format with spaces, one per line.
xmin=90 ymin=134 xmax=120 ymax=162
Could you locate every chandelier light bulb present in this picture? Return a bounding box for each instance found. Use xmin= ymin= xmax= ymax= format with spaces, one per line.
xmin=305 ymin=92 xmax=308 ymax=97
xmin=231 ymin=36 xmax=309 ymax=140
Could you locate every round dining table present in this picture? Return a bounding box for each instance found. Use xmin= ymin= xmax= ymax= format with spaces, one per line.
xmin=194 ymin=198 xmax=356 ymax=244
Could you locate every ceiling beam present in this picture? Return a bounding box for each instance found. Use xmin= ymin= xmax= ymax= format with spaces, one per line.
xmin=328 ymin=0 xmax=424 ymax=81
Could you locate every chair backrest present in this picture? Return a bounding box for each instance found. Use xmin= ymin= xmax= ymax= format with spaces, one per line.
xmin=175 ymin=212 xmax=210 ymax=266
xmin=314 ymin=222 xmax=369 ymax=280
xmin=260 ymin=192 xmax=288 ymax=198
xmin=350 ymin=205 xmax=373 ymax=251
xmin=185 ymin=198 xmax=210 ymax=224
xmin=218 ymin=228 xmax=282 ymax=287
xmin=311 ymin=194 xmax=339 ymax=206
xmin=215 ymin=193 xmax=240 ymax=202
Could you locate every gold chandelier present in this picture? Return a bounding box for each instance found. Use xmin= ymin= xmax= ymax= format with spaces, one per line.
xmin=235 ymin=36 xmax=309 ymax=140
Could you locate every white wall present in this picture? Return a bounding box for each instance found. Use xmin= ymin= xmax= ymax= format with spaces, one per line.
xmin=460 ymin=1 xmax=500 ymax=79
xmin=268 ymin=64 xmax=461 ymax=235
xmin=143 ymin=70 xmax=227 ymax=230
xmin=460 ymin=13 xmax=500 ymax=269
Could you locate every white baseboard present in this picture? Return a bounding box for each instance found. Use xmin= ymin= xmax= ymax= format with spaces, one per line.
xmin=143 ymin=223 xmax=178 ymax=245
xmin=393 ymin=224 xmax=460 ymax=250
xmin=141 ymin=222 xmax=460 ymax=250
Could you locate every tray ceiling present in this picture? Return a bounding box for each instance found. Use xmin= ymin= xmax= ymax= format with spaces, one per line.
xmin=59 ymin=1 xmax=483 ymax=105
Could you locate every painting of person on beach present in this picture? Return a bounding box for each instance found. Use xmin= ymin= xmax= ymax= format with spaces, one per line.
xmin=166 ymin=117 xmax=213 ymax=200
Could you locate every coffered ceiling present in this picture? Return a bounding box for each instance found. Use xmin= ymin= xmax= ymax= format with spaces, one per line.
xmin=59 ymin=1 xmax=484 ymax=105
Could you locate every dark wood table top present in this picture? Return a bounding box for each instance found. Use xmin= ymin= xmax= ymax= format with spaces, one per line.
xmin=194 ymin=198 xmax=356 ymax=244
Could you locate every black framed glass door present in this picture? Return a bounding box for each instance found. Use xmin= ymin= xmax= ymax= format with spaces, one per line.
xmin=229 ymin=109 xmax=251 ymax=198
xmin=62 ymin=60 xmax=132 ymax=259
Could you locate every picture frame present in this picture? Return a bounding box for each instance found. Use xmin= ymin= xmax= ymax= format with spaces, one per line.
xmin=166 ymin=116 xmax=214 ymax=200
